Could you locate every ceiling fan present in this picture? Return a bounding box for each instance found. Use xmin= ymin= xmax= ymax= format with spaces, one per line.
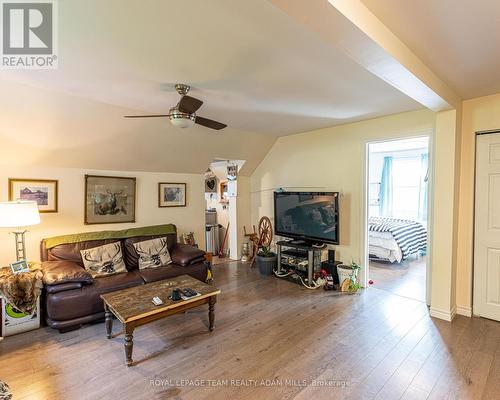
xmin=124 ymin=84 xmax=227 ymax=130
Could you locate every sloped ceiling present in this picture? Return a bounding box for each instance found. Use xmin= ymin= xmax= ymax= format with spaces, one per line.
xmin=0 ymin=0 xmax=422 ymax=175
xmin=362 ymin=0 xmax=500 ymax=99
xmin=0 ymin=80 xmax=273 ymax=175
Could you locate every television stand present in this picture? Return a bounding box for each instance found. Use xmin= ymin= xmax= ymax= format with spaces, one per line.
xmin=276 ymin=240 xmax=326 ymax=285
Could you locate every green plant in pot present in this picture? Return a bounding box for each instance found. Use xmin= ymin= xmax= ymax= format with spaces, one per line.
xmin=256 ymin=246 xmax=277 ymax=276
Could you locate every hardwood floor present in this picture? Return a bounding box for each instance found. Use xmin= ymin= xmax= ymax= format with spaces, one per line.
xmin=1 ymin=260 xmax=499 ymax=399
xmin=369 ymin=255 xmax=426 ymax=302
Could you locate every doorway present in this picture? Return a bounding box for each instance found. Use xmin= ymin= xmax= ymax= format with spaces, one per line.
xmin=204 ymin=159 xmax=245 ymax=262
xmin=366 ymin=137 xmax=429 ymax=302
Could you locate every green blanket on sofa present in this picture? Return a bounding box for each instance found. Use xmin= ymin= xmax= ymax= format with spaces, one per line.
xmin=43 ymin=224 xmax=177 ymax=249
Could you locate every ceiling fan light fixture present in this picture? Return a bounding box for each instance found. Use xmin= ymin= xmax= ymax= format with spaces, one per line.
xmin=169 ymin=109 xmax=196 ymax=128
xmin=124 ymin=84 xmax=226 ymax=130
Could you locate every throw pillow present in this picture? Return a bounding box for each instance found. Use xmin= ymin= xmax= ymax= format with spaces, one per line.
xmin=133 ymin=237 xmax=172 ymax=269
xmin=80 ymin=242 xmax=127 ymax=278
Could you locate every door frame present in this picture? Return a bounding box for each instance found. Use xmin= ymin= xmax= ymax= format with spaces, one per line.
xmin=361 ymin=132 xmax=434 ymax=305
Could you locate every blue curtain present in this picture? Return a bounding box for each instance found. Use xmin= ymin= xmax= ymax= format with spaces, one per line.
xmin=379 ymin=156 xmax=393 ymax=216
xmin=419 ymin=153 xmax=429 ymax=221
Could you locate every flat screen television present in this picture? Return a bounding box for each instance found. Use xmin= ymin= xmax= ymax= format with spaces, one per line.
xmin=274 ymin=191 xmax=339 ymax=245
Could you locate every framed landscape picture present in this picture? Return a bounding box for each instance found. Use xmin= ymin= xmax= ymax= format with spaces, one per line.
xmin=158 ymin=183 xmax=186 ymax=207
xmin=85 ymin=175 xmax=136 ymax=224
xmin=9 ymin=178 xmax=58 ymax=213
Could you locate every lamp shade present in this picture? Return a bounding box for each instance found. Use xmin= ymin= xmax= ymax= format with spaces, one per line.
xmin=0 ymin=201 xmax=41 ymax=228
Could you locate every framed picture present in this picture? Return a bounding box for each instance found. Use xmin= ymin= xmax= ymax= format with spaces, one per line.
xmin=10 ymin=260 xmax=29 ymax=274
xmin=205 ymin=177 xmax=217 ymax=193
xmin=158 ymin=183 xmax=186 ymax=207
xmin=227 ymin=164 xmax=238 ymax=181
xmin=9 ymin=178 xmax=58 ymax=213
xmin=85 ymin=175 xmax=136 ymax=225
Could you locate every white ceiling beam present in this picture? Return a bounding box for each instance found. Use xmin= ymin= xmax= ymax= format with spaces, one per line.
xmin=269 ymin=0 xmax=461 ymax=111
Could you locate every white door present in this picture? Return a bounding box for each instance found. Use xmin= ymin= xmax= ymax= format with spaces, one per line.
xmin=474 ymin=133 xmax=500 ymax=321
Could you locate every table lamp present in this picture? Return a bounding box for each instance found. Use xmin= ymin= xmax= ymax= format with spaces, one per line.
xmin=0 ymin=201 xmax=40 ymax=261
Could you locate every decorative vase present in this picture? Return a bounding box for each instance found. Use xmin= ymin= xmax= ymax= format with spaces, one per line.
xmin=241 ymin=242 xmax=250 ymax=262
xmin=337 ymin=264 xmax=355 ymax=291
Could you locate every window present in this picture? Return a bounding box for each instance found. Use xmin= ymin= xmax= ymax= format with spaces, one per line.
xmin=392 ymin=157 xmax=424 ymax=221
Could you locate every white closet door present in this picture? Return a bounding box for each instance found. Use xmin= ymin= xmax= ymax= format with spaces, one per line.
xmin=474 ymin=133 xmax=500 ymax=321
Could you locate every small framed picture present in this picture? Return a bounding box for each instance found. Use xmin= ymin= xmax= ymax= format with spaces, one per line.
xmin=10 ymin=260 xmax=29 ymax=274
xmin=158 ymin=183 xmax=186 ymax=207
xmin=9 ymin=178 xmax=58 ymax=213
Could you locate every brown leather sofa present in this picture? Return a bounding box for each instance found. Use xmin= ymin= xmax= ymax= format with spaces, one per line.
xmin=40 ymin=225 xmax=207 ymax=332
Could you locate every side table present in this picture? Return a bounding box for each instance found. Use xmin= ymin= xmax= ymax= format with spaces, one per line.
xmin=0 ymin=263 xmax=42 ymax=337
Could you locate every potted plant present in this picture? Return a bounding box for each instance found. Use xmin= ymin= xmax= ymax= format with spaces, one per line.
xmin=337 ymin=261 xmax=361 ymax=293
xmin=256 ymin=246 xmax=277 ymax=276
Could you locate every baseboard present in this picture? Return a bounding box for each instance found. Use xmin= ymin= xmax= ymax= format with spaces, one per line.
xmin=429 ymin=306 xmax=456 ymax=322
xmin=456 ymin=305 xmax=472 ymax=317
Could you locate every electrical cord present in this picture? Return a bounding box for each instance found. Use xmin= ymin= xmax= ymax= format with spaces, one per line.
xmin=299 ymin=276 xmax=324 ymax=289
xmin=274 ymin=269 xmax=325 ymax=289
xmin=274 ymin=270 xmax=294 ymax=278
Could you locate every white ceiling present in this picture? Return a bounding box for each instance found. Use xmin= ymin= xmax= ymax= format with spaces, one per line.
xmin=362 ymin=0 xmax=500 ymax=100
xmin=1 ymin=0 xmax=421 ymax=138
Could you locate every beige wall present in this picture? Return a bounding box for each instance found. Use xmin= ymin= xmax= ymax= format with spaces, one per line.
xmin=430 ymin=109 xmax=462 ymax=320
xmin=251 ymin=108 xmax=435 ymax=273
xmin=0 ymin=165 xmax=205 ymax=266
xmin=456 ymin=93 xmax=500 ymax=315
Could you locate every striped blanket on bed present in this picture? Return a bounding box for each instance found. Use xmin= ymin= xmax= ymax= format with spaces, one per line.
xmin=368 ymin=217 xmax=427 ymax=260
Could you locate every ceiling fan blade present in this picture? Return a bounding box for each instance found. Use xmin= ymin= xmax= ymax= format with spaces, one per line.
xmin=195 ymin=116 xmax=227 ymax=130
xmin=124 ymin=115 xmax=171 ymax=118
xmin=178 ymin=95 xmax=203 ymax=113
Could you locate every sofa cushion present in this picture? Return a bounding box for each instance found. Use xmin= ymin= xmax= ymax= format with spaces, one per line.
xmin=122 ymin=234 xmax=177 ymax=270
xmin=133 ymin=237 xmax=172 ymax=269
xmin=91 ymin=270 xmax=144 ymax=292
xmin=45 ymin=271 xmax=144 ymax=321
xmin=47 ymin=239 xmax=121 ymax=266
xmin=80 ymin=242 xmax=127 ymax=278
xmin=41 ymin=260 xmax=93 ymax=285
xmin=170 ymin=244 xmax=206 ymax=266
xmin=137 ymin=262 xmax=207 ymax=284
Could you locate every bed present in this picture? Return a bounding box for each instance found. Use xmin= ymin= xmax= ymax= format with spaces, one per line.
xmin=368 ymin=217 xmax=427 ymax=263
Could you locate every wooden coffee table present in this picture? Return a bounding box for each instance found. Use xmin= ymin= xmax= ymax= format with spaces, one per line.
xmin=100 ymin=274 xmax=220 ymax=366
